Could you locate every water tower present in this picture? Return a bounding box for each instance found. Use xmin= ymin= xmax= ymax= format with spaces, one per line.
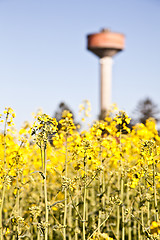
xmin=87 ymin=29 xmax=125 ymax=118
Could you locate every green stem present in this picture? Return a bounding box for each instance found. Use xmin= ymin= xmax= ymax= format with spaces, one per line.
xmin=127 ymin=184 xmax=131 ymax=240
xmin=75 ymin=189 xmax=79 ymax=240
xmin=40 ymin=147 xmax=44 ymax=203
xmin=91 ymin=184 xmax=96 ymax=231
xmin=138 ymin=220 xmax=141 ymax=240
xmin=44 ymin=146 xmax=48 ymax=240
xmin=83 ymin=157 xmax=87 ymax=240
xmin=153 ymin=158 xmax=158 ymax=221
xmin=117 ymin=174 xmax=120 ymax=240
xmin=68 ymin=200 xmax=72 ymax=240
xmin=0 ymin=114 xmax=8 ymax=240
xmin=86 ymin=185 xmax=89 ymax=223
xmin=17 ymin=170 xmax=20 ymax=239
xmin=98 ymin=145 xmax=104 ymax=232
xmin=119 ymin=131 xmax=125 ymax=240
xmin=121 ymin=177 xmax=124 ymax=240
xmin=133 ymin=215 xmax=137 ymax=239
xmin=0 ymin=185 xmax=5 ymax=240
xmin=37 ymin=226 xmax=40 ymax=240
xmin=106 ymin=177 xmax=111 ymax=233
xmin=147 ymin=201 xmax=150 ymax=227
xmin=102 ymin=161 xmax=105 ymax=209
xmin=141 ymin=207 xmax=144 ymax=240
xmin=63 ymin=139 xmax=68 ymax=240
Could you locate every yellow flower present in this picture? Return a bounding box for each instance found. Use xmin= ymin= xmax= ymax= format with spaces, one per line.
xmin=150 ymin=221 xmax=160 ymax=235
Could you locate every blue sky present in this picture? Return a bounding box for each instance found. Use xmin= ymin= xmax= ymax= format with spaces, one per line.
xmin=0 ymin=0 xmax=160 ymax=127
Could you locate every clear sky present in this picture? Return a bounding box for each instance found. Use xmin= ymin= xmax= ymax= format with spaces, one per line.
xmin=0 ymin=0 xmax=160 ymax=128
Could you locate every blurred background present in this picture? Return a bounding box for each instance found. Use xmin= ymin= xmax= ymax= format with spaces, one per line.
xmin=0 ymin=0 xmax=160 ymax=128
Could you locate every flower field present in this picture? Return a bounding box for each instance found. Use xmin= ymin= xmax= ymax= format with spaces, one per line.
xmin=0 ymin=106 xmax=160 ymax=240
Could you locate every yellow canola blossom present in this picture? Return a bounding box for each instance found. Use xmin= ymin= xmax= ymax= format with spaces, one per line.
xmin=150 ymin=221 xmax=160 ymax=235
xmin=91 ymin=232 xmax=113 ymax=240
xmin=0 ymin=106 xmax=160 ymax=239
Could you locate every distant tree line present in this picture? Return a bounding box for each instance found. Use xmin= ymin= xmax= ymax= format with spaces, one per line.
xmin=133 ymin=97 xmax=160 ymax=125
xmin=53 ymin=97 xmax=160 ymax=131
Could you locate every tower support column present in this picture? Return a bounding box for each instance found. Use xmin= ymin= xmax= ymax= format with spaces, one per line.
xmin=100 ymin=56 xmax=113 ymax=115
